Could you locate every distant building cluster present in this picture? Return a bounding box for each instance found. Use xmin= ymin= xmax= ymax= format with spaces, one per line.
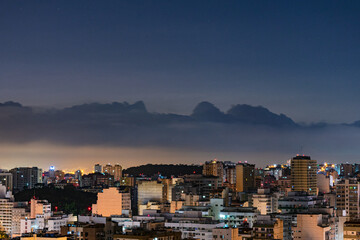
xmin=0 ymin=156 xmax=360 ymax=239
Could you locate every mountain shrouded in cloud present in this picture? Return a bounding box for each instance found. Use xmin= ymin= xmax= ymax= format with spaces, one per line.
xmin=0 ymin=100 xmax=298 ymax=146
xmin=1 ymin=100 xmax=360 ymax=169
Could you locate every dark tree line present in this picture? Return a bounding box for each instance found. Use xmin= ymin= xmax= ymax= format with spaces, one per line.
xmin=123 ymin=164 xmax=202 ymax=178
xmin=14 ymin=185 xmax=97 ymax=215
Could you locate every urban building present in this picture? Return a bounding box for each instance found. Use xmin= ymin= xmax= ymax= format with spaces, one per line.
xmin=94 ymin=164 xmax=102 ymax=173
xmin=235 ymin=163 xmax=255 ymax=193
xmin=252 ymin=188 xmax=279 ymax=215
xmin=0 ymin=185 xmax=14 ymax=235
xmin=137 ymin=180 xmax=163 ymax=212
xmin=113 ymin=229 xmax=181 ymax=240
xmin=212 ymin=227 xmax=241 ymax=240
xmin=92 ymin=187 xmax=123 ymax=217
xmin=101 ymin=164 xmax=123 ymax=182
xmin=12 ymin=203 xmax=29 ymax=237
xmin=290 ymin=155 xmax=317 ymax=195
xmin=336 ymin=179 xmax=360 ymax=218
xmin=343 ymin=220 xmax=360 ymax=240
xmin=317 ymin=173 xmax=331 ymax=194
xmin=252 ymin=216 xmax=283 ymax=240
xmin=203 ymin=160 xmax=224 ymax=183
xmin=21 ymin=233 xmax=67 ymax=240
xmin=0 ymin=173 xmax=13 ymax=191
xmin=336 ymin=164 xmax=355 ymax=178
xmin=61 ymin=222 xmax=106 ymax=240
xmin=30 ymin=199 xmax=51 ymax=219
xmin=103 ymin=164 xmax=113 ymax=175
xmin=10 ymin=167 xmax=43 ymax=191
xmin=292 ymin=214 xmax=331 ymax=240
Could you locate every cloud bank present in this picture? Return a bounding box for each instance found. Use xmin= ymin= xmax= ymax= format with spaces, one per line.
xmin=0 ymin=100 xmax=360 ymax=168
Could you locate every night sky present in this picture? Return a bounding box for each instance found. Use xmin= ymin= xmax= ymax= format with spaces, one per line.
xmin=1 ymin=1 xmax=360 ymax=171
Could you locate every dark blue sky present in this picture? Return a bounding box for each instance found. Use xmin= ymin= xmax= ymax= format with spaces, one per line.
xmin=1 ymin=1 xmax=360 ymax=123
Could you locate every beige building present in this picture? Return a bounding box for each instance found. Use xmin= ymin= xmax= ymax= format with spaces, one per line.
xmin=137 ymin=180 xmax=163 ymax=207
xmin=21 ymin=234 xmax=67 ymax=240
xmin=170 ymin=201 xmax=184 ymax=213
xmin=30 ymin=199 xmax=51 ymax=219
xmin=12 ymin=206 xmax=29 ymax=237
xmin=92 ymin=187 xmax=122 ymax=217
xmin=343 ymin=220 xmax=360 ymax=240
xmin=161 ymin=179 xmax=173 ymax=203
xmin=252 ymin=188 xmax=279 ymax=215
xmin=213 ymin=227 xmax=241 ymax=240
xmin=138 ymin=201 xmax=161 ymax=215
xmin=292 ymin=214 xmax=331 ymax=240
xmin=184 ymin=194 xmax=200 ymax=206
xmin=317 ymin=173 xmax=331 ymax=194
xmin=336 ymin=179 xmax=360 ymax=219
xmin=274 ymin=219 xmax=284 ymax=240
xmin=235 ymin=163 xmax=255 ymax=192
xmin=290 ymin=155 xmax=317 ymax=195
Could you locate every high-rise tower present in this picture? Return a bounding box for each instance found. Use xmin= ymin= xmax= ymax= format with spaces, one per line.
xmin=291 ymin=155 xmax=317 ymax=195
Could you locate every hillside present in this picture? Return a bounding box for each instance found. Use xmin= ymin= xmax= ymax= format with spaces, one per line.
xmin=123 ymin=164 xmax=202 ymax=177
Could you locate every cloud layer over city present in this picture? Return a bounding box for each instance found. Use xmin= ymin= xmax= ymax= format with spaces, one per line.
xmin=1 ymin=101 xmax=360 ymax=170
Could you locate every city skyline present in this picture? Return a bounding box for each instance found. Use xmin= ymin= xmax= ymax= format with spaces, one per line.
xmin=2 ymin=1 xmax=360 ymax=239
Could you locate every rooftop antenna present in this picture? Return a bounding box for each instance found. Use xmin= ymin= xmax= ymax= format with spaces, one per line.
xmin=300 ymin=146 xmax=304 ymax=155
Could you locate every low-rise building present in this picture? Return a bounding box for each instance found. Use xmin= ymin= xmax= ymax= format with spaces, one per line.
xmin=343 ymin=220 xmax=360 ymax=240
xmin=292 ymin=214 xmax=331 ymax=240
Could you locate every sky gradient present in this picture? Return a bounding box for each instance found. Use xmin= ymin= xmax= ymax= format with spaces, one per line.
xmin=1 ymin=1 xmax=360 ymax=170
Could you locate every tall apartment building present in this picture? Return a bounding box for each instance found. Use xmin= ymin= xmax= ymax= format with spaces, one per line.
xmin=12 ymin=203 xmax=29 ymax=238
xmin=336 ymin=179 xmax=360 ymax=218
xmin=235 ymin=163 xmax=255 ymax=193
xmin=113 ymin=164 xmax=122 ymax=182
xmin=10 ymin=167 xmax=42 ymax=191
xmin=290 ymin=155 xmax=317 ymax=195
xmin=336 ymin=164 xmax=355 ymax=178
xmin=0 ymin=199 xmax=13 ymax=235
xmin=161 ymin=179 xmax=173 ymax=203
xmin=102 ymin=164 xmax=122 ymax=181
xmin=203 ymin=160 xmax=224 ymax=183
xmin=0 ymin=184 xmax=14 ymax=236
xmin=103 ymin=164 xmax=112 ymax=175
xmin=225 ymin=166 xmax=236 ymax=185
xmin=94 ymin=164 xmax=102 ymax=173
